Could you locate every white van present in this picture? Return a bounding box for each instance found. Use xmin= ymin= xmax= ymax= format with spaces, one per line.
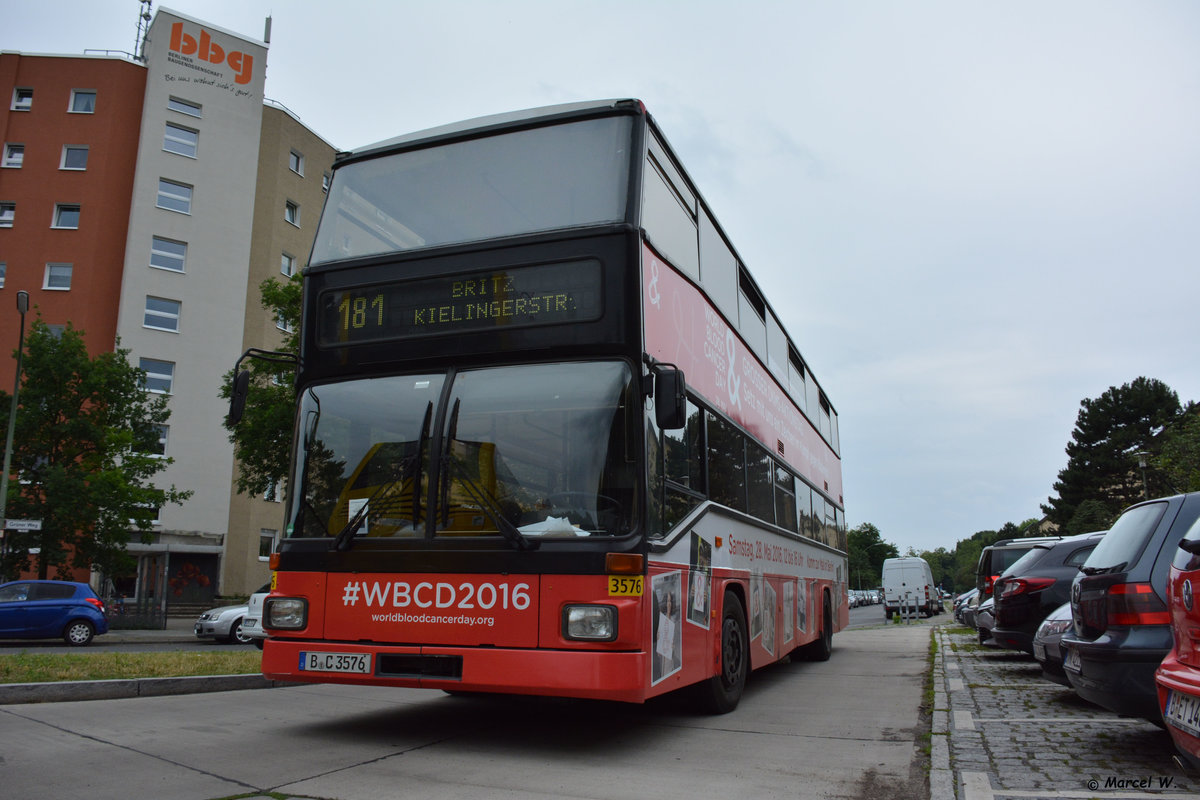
xmin=882 ymin=557 xmax=937 ymax=619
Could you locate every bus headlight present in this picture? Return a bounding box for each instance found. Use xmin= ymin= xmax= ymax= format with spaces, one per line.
xmin=563 ymin=605 xmax=617 ymax=641
xmin=264 ymin=597 xmax=307 ymax=630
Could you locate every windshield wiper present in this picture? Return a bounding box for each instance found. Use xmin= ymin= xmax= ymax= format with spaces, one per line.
xmin=439 ymin=399 xmax=538 ymax=552
xmin=446 ymin=456 xmax=539 ymax=552
xmin=1080 ymin=561 xmax=1128 ymax=576
xmin=332 ymin=403 xmax=432 ymax=552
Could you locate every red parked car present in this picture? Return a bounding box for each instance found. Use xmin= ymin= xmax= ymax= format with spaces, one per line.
xmin=1156 ymin=515 xmax=1200 ymax=768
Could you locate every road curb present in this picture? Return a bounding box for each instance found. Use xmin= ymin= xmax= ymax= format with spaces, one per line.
xmin=0 ymin=673 xmax=282 ymax=705
xmin=931 ymin=627 xmax=957 ymax=800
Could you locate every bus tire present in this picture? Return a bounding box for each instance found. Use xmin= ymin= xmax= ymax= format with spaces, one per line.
xmin=696 ymin=591 xmax=749 ymax=714
xmin=800 ymin=592 xmax=833 ymax=662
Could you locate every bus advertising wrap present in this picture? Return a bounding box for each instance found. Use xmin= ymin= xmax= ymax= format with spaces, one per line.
xmin=641 ymin=244 xmax=843 ymax=503
xmin=323 ymin=573 xmax=541 ymax=647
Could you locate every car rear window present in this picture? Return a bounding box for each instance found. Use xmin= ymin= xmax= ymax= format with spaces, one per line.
xmin=34 ymin=584 xmax=76 ymax=600
xmin=1082 ymin=501 xmax=1167 ymax=571
xmin=1002 ymin=545 xmax=1052 ymax=577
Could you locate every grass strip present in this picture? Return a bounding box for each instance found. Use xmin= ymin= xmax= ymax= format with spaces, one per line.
xmin=0 ymin=651 xmax=262 ymax=684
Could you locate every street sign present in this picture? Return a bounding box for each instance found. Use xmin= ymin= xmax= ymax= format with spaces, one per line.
xmin=4 ymin=519 xmax=42 ymax=531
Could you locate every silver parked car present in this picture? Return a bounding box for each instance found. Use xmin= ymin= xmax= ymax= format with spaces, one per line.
xmin=241 ymin=583 xmax=270 ymax=649
xmin=194 ymin=583 xmax=271 ymax=645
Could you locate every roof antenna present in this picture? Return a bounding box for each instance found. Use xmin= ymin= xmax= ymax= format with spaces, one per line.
xmin=264 ymin=16 xmax=272 ymax=44
xmin=135 ymin=0 xmax=153 ymax=62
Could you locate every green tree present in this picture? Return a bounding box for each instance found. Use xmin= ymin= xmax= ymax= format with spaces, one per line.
xmin=1155 ymin=407 xmax=1200 ymax=493
xmin=1065 ymin=498 xmax=1115 ymax=535
xmin=1042 ymin=378 xmax=1182 ymax=527
xmin=219 ymin=275 xmax=301 ymax=496
xmin=0 ymin=321 xmax=191 ymax=579
xmin=847 ymin=522 xmax=897 ymax=589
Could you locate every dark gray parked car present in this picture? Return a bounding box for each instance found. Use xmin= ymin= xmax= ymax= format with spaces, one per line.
xmin=990 ymin=531 xmax=1104 ymax=655
xmin=1062 ymin=492 xmax=1200 ymax=723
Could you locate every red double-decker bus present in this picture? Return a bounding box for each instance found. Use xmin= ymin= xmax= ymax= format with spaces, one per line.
xmin=244 ymin=99 xmax=846 ymax=712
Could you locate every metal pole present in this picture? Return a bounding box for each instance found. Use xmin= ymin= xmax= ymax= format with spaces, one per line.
xmin=0 ymin=291 xmax=30 ymax=528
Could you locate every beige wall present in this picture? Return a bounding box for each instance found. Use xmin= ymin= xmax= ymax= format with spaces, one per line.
xmin=116 ymin=9 xmax=268 ymax=588
xmin=223 ymin=104 xmax=337 ymax=594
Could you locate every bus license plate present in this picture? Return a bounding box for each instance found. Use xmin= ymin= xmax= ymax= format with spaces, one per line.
xmin=608 ymin=575 xmax=643 ymax=596
xmin=1166 ymin=690 xmax=1200 ymax=738
xmin=299 ymin=651 xmax=371 ymax=674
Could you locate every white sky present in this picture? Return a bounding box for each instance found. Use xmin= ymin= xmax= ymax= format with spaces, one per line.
xmin=9 ymin=0 xmax=1200 ymax=554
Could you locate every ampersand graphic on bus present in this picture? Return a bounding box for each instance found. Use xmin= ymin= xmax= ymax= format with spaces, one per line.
xmin=647 ymin=260 xmax=661 ymax=307
xmin=726 ymin=329 xmax=742 ymax=409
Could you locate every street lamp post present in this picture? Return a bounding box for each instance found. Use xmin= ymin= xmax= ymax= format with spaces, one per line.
xmin=1136 ymin=451 xmax=1150 ymax=500
xmin=0 ymin=290 xmax=31 ymax=572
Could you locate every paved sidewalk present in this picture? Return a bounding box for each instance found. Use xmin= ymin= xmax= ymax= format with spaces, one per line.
xmin=933 ymin=624 xmax=1200 ymax=800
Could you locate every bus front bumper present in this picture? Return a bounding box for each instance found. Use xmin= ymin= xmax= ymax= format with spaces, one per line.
xmin=262 ymin=638 xmax=650 ymax=703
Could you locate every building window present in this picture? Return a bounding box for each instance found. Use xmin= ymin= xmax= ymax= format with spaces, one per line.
xmin=280 ymin=252 xmax=295 ymax=277
xmin=259 ymin=529 xmax=277 ymax=559
xmin=167 ymin=96 xmax=201 ymax=117
xmin=288 ymin=150 xmax=304 ymax=175
xmin=44 ymin=263 xmax=73 ymax=290
xmin=2 ymin=144 xmax=23 ymax=168
xmin=276 ymin=313 xmax=295 ymax=334
xmin=284 ymin=200 xmax=300 ymax=226
xmin=0 ymin=203 xmax=14 ymax=227
xmin=61 ymin=145 xmax=88 ymax=170
xmin=163 ymin=123 xmax=198 ymax=158
xmin=150 ymin=236 xmax=187 ymax=272
xmin=147 ymin=424 xmax=168 ymax=456
xmin=322 ymin=172 xmax=330 ymax=193
xmin=0 ymin=263 xmax=6 ymax=288
xmin=52 ymin=204 xmax=81 ymax=229
xmin=156 ymin=179 xmax=192 ymax=214
xmin=69 ymin=90 xmax=96 ymax=114
xmin=139 ymin=358 xmax=174 ymax=394
xmin=144 ymin=296 xmax=181 ymax=332
xmin=11 ymin=88 xmax=32 ymax=111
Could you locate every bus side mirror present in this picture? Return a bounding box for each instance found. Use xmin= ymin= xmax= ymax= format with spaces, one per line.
xmin=228 ymin=369 xmax=251 ymax=426
xmin=655 ymin=367 xmax=686 ymax=430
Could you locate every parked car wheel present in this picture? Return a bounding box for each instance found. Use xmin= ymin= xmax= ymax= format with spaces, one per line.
xmin=226 ymin=617 xmax=252 ymax=644
xmin=63 ymin=619 xmax=95 ymax=646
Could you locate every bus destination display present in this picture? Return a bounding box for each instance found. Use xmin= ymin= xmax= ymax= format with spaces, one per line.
xmin=319 ymin=260 xmax=603 ymax=345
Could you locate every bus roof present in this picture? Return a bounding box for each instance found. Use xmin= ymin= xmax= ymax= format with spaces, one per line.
xmin=343 ymin=99 xmax=643 ymax=163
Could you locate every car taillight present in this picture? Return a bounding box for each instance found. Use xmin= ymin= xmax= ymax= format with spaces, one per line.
xmin=1106 ymin=582 xmax=1169 ymax=626
xmin=85 ymin=597 xmax=106 ymax=614
xmin=984 ymin=575 xmax=998 ymax=597
xmin=999 ymin=577 xmax=1055 ymax=599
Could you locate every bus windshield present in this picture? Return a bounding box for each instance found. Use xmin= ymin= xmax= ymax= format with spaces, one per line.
xmin=288 ymin=361 xmax=638 ymax=542
xmin=310 ymin=116 xmax=633 ymax=265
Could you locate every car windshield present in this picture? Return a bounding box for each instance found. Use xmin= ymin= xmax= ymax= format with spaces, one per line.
xmin=288 ymin=361 xmax=638 ymax=543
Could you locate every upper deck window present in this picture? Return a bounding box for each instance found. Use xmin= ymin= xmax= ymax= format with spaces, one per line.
xmin=311 ymin=116 xmax=633 ymax=265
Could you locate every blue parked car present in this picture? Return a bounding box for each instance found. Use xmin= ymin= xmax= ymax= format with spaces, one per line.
xmin=0 ymin=580 xmax=109 ymax=646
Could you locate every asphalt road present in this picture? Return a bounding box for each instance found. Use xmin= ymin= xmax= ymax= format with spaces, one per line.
xmin=0 ymin=620 xmax=933 ymax=800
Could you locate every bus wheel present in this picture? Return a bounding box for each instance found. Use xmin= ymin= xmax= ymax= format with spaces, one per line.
xmin=697 ymin=591 xmax=748 ymax=714
xmin=800 ymin=593 xmax=833 ymax=662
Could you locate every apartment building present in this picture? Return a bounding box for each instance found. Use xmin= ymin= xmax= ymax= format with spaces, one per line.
xmin=0 ymin=8 xmax=336 ymax=604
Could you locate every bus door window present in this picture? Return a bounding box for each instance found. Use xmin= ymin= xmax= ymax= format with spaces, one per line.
xmin=662 ymin=398 xmax=704 ymax=532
